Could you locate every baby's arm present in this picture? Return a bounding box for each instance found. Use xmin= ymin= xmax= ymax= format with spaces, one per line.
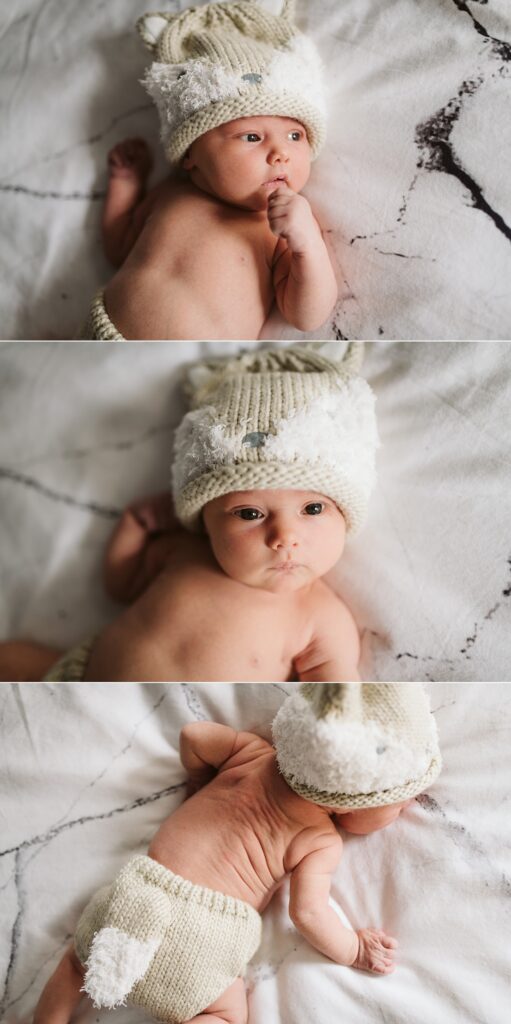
xmin=294 ymin=592 xmax=360 ymax=682
xmin=102 ymin=138 xmax=159 ymax=267
xmin=269 ymin=186 xmax=338 ymax=331
xmin=104 ymin=491 xmax=179 ymax=604
xmin=288 ymin=830 xmax=397 ymax=974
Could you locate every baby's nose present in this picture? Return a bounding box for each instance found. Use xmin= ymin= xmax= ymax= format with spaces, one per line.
xmin=268 ymin=520 xmax=299 ymax=550
xmin=268 ymin=146 xmax=289 ymax=165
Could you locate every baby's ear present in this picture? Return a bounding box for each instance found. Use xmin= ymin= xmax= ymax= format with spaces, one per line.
xmin=136 ymin=12 xmax=171 ymax=53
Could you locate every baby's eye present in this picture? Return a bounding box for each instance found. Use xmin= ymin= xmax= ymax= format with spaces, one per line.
xmin=234 ymin=508 xmax=263 ymax=520
xmin=288 ymin=130 xmax=303 ymax=141
xmin=240 ymin=133 xmax=261 ymax=143
xmin=304 ymin=502 xmax=323 ymax=515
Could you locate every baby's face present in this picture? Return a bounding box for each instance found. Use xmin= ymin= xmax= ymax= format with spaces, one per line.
xmin=333 ymin=800 xmax=412 ymax=834
xmin=202 ymin=489 xmax=345 ymax=593
xmin=182 ymin=116 xmax=312 ymax=211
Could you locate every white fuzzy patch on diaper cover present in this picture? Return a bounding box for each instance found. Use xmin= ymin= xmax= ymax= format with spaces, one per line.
xmin=83 ymin=927 xmax=160 ymax=1008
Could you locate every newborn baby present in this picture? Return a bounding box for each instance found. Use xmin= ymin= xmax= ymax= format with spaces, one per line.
xmin=32 ymin=685 xmax=442 ymax=1024
xmin=85 ymin=0 xmax=337 ymax=340
xmin=0 ymin=344 xmax=378 ymax=683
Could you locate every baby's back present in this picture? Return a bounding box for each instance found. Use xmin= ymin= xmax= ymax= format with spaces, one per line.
xmin=104 ymin=179 xmax=276 ymax=340
xmin=148 ymin=737 xmax=331 ymax=912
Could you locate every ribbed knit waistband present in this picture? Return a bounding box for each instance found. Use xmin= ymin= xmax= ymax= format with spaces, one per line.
xmin=131 ymin=855 xmax=258 ymax=921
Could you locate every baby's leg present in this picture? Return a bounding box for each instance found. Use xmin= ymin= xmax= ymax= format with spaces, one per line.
xmin=184 ymin=977 xmax=247 ymax=1024
xmin=0 ymin=640 xmax=62 ymax=682
xmin=33 ymin=945 xmax=85 ymax=1024
xmin=102 ymin=138 xmax=153 ymax=266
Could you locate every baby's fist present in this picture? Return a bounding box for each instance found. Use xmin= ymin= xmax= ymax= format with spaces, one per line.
xmin=353 ymin=928 xmax=398 ymax=975
xmin=267 ymin=186 xmax=319 ymax=253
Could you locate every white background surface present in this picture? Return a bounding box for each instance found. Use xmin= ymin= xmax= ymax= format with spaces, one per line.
xmin=1 ymin=0 xmax=510 ymax=339
xmin=1 ymin=682 xmax=510 ymax=1024
xmin=0 ymin=340 xmax=510 ymax=681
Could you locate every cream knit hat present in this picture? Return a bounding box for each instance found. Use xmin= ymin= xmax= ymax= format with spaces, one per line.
xmin=272 ymin=683 xmax=442 ymax=810
xmin=171 ymin=342 xmax=379 ymax=534
xmin=138 ymin=0 xmax=326 ymax=165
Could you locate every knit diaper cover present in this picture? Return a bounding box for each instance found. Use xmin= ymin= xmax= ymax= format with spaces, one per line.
xmin=75 ymin=855 xmax=262 ymax=1023
xmin=80 ymin=291 xmax=124 ymax=341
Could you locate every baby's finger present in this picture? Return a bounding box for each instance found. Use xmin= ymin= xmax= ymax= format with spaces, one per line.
xmin=268 ymin=186 xmax=293 ymax=203
xmin=267 ymin=196 xmax=290 ymax=211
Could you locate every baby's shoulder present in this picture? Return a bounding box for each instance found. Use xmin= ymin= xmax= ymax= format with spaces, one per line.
xmin=284 ymin=819 xmax=342 ymax=873
xmin=293 ymin=582 xmax=360 ymax=680
xmin=306 ymin=580 xmax=357 ymax=633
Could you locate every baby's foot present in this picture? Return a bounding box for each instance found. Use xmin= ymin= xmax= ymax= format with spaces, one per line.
xmin=107 ymin=138 xmax=153 ymax=182
xmin=353 ymin=928 xmax=398 ymax=975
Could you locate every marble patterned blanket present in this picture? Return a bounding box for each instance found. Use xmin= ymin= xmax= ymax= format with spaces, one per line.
xmin=1 ymin=682 xmax=510 ymax=1024
xmin=1 ymin=0 xmax=510 ymax=340
xmin=0 ymin=340 xmax=509 ymax=681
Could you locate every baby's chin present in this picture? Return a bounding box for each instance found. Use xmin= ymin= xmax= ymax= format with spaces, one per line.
xmin=234 ymin=567 xmax=318 ymax=593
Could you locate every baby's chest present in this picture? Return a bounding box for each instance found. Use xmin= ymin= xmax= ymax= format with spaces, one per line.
xmin=155 ymin=201 xmax=272 ymax=277
xmin=215 ymin=600 xmax=312 ymax=680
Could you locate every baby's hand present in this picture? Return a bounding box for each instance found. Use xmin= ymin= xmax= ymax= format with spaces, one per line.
xmin=267 ymin=186 xmax=320 ymax=254
xmin=352 ymin=928 xmax=398 ymax=975
xmin=128 ymin=492 xmax=176 ymax=535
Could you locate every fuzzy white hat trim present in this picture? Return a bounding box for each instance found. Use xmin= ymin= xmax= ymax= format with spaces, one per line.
xmin=172 ymin=380 xmax=378 ymax=500
xmin=273 ymin=694 xmax=437 ymax=796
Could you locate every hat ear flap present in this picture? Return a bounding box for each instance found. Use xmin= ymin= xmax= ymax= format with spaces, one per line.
xmin=136 ymin=13 xmax=173 ymax=53
xmin=280 ymin=0 xmax=297 ymax=23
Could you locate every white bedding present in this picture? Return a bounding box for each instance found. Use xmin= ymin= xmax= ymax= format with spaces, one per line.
xmin=1 ymin=0 xmax=510 ymax=340
xmin=1 ymin=681 xmax=510 ymax=1024
xmin=0 ymin=339 xmax=510 ymax=681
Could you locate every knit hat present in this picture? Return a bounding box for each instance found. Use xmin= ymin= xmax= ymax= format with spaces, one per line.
xmin=137 ymin=0 xmax=326 ymax=165
xmin=272 ymin=683 xmax=442 ymax=810
xmin=171 ymin=342 xmax=379 ymax=534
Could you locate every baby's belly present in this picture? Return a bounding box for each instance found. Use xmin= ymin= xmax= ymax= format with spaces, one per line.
xmin=104 ymin=230 xmax=273 ymax=341
xmin=84 ymin=604 xmax=295 ymax=682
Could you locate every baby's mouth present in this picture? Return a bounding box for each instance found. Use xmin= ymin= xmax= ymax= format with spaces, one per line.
xmin=263 ymin=174 xmax=287 ymax=189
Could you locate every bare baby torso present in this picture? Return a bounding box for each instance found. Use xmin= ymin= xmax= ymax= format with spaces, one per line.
xmin=85 ymin=533 xmax=337 ymax=681
xmin=104 ymin=179 xmax=278 ymax=340
xmin=147 ymin=737 xmax=333 ymax=912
